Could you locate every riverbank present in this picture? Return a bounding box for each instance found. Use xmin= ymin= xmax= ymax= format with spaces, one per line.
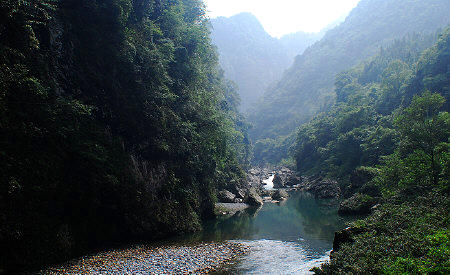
xmin=40 ymin=242 xmax=249 ymax=274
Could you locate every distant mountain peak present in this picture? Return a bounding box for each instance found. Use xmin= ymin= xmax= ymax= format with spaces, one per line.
xmin=210 ymin=13 xmax=323 ymax=111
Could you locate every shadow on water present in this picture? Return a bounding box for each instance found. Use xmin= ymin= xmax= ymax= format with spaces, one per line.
xmin=188 ymin=191 xmax=347 ymax=246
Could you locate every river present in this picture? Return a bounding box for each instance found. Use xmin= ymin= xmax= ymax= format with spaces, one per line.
xmin=201 ymin=191 xmax=348 ymax=274
xmin=42 ymin=177 xmax=351 ymax=274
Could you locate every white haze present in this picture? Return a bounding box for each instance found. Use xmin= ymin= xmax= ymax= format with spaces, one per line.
xmin=203 ymin=0 xmax=361 ymax=37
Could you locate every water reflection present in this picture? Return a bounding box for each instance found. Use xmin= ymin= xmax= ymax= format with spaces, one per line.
xmin=202 ymin=192 xmax=345 ymax=247
xmin=172 ymin=191 xmax=351 ymax=274
xmin=199 ymin=191 xmax=351 ymax=274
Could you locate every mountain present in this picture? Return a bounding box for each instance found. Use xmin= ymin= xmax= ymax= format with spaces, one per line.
xmin=279 ymin=31 xmax=323 ymax=61
xmin=309 ymin=29 xmax=450 ymax=273
xmin=211 ymin=13 xmax=323 ymax=111
xmin=279 ymin=14 xmax=347 ymax=60
xmin=248 ymin=0 xmax=450 ymax=162
xmin=294 ymin=31 xmax=441 ymax=179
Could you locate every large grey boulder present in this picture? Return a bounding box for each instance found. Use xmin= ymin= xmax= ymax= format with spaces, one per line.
xmin=272 ymin=189 xmax=289 ymax=200
xmin=218 ymin=190 xmax=236 ymax=203
xmin=229 ymin=184 xmax=247 ymax=199
xmin=272 ymin=174 xmax=284 ymax=188
xmin=272 ymin=167 xmax=299 ymax=188
xmin=246 ymin=188 xmax=263 ymax=206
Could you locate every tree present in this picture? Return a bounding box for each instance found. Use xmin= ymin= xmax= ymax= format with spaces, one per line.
xmin=395 ymin=91 xmax=449 ymax=185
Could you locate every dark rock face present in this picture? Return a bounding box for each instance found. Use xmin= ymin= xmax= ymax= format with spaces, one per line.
xmin=333 ymin=228 xmax=353 ymax=253
xmin=228 ymin=184 xmax=247 ymax=199
xmin=338 ymin=193 xmax=379 ymax=216
xmin=302 ymin=178 xmax=341 ymax=199
xmin=272 ymin=174 xmax=284 ymax=188
xmin=272 ymin=167 xmax=300 ymax=188
xmin=246 ymin=167 xmax=269 ymax=188
xmin=246 ymin=188 xmax=263 ymax=206
xmin=359 ymin=183 xmax=382 ymax=198
xmin=286 ymin=174 xmax=302 ymax=186
xmin=350 ymin=168 xmax=375 ymax=189
xmin=272 ymin=189 xmax=289 ymax=200
xmin=218 ymin=167 xmax=270 ymax=206
xmin=218 ymin=190 xmax=236 ymax=203
xmin=332 ymin=227 xmax=365 ymax=254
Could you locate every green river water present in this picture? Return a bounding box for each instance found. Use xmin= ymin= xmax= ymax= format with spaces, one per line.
xmin=194 ymin=191 xmax=350 ymax=274
xmin=43 ymin=183 xmax=352 ymax=274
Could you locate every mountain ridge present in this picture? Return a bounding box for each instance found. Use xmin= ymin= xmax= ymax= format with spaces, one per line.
xmin=210 ymin=12 xmax=326 ymax=111
xmin=248 ymin=0 xmax=450 ymax=150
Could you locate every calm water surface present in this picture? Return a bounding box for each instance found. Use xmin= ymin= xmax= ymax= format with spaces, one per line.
xmin=179 ymin=190 xmax=351 ymax=274
xmin=46 ymin=182 xmax=351 ymax=274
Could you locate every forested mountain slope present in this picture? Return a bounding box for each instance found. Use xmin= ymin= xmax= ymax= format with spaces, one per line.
xmin=294 ymin=31 xmax=446 ymax=181
xmin=249 ymin=0 xmax=450 ymax=163
xmin=310 ymin=28 xmax=449 ymax=274
xmin=211 ymin=13 xmax=323 ymax=111
xmin=0 ymin=0 xmax=249 ymax=272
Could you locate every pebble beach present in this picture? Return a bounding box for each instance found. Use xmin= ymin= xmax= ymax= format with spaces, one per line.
xmin=40 ymin=242 xmax=248 ymax=274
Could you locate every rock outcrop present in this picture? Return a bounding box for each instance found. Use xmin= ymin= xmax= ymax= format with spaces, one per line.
xmin=247 ymin=167 xmax=270 ymax=188
xmin=300 ymin=178 xmax=341 ymax=199
xmin=218 ymin=190 xmax=236 ymax=203
xmin=338 ymin=193 xmax=379 ymax=215
xmin=332 ymin=227 xmax=365 ymax=254
xmin=246 ymin=188 xmax=263 ymax=206
xmin=272 ymin=167 xmax=301 ymax=188
xmin=215 ymin=203 xmax=249 ymax=215
xmin=272 ymin=189 xmax=289 ymax=200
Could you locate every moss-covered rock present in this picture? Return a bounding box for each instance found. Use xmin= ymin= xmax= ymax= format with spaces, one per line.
xmin=338 ymin=193 xmax=379 ymax=215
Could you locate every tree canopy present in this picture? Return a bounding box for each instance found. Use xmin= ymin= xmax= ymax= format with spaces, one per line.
xmin=0 ymin=0 xmax=249 ymax=272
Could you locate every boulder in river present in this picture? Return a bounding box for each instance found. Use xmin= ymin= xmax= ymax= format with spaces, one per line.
xmin=229 ymin=185 xmax=247 ymax=199
xmin=246 ymin=188 xmax=263 ymax=206
xmin=215 ymin=203 xmax=249 ymax=215
xmin=272 ymin=189 xmax=289 ymax=200
xmin=272 ymin=167 xmax=301 ymax=188
xmin=286 ymin=174 xmax=302 ymax=186
xmin=272 ymin=174 xmax=284 ymax=188
xmin=246 ymin=167 xmax=271 ymax=189
xmin=218 ymin=190 xmax=236 ymax=203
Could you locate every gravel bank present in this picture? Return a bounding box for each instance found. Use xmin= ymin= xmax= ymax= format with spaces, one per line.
xmin=40 ymin=242 xmax=248 ymax=274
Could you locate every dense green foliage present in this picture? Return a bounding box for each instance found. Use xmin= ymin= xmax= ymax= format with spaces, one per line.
xmin=211 ymin=13 xmax=322 ymax=111
xmin=0 ymin=0 xmax=249 ymax=272
xmin=294 ymin=32 xmax=442 ymax=179
xmin=249 ymin=0 xmax=450 ymax=165
xmin=318 ymin=194 xmax=449 ymax=274
xmin=316 ymin=93 xmax=449 ymax=274
xmin=252 ymin=132 xmax=296 ymax=167
xmin=311 ymin=30 xmax=450 ymax=274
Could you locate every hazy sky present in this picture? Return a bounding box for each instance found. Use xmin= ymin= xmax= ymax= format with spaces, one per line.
xmin=203 ymin=0 xmax=361 ymax=37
